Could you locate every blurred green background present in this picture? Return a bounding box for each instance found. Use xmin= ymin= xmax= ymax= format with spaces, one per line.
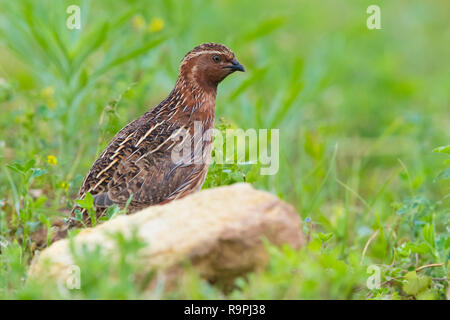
xmin=0 ymin=0 xmax=448 ymax=299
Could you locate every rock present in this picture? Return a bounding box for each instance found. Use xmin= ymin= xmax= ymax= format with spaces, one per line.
xmin=28 ymin=183 xmax=305 ymax=290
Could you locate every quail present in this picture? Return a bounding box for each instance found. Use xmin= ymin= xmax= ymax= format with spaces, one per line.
xmin=66 ymin=43 xmax=245 ymax=230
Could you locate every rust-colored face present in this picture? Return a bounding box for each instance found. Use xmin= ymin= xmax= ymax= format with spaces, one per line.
xmin=180 ymin=43 xmax=245 ymax=87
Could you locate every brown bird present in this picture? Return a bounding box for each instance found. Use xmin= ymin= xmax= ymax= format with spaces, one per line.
xmin=66 ymin=42 xmax=245 ymax=230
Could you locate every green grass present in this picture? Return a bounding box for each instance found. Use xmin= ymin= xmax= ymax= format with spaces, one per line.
xmin=0 ymin=0 xmax=448 ymax=299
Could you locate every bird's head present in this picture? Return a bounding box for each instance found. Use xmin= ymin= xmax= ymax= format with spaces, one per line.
xmin=179 ymin=43 xmax=244 ymax=89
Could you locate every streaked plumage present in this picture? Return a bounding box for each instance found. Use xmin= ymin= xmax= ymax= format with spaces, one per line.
xmin=66 ymin=43 xmax=244 ymax=229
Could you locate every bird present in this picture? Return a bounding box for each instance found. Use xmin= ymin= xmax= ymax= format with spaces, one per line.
xmin=63 ymin=42 xmax=245 ymax=232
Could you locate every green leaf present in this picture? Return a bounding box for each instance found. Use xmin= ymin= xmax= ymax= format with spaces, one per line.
xmin=23 ymin=159 xmax=36 ymax=171
xmin=435 ymin=168 xmax=450 ymax=181
xmin=6 ymin=163 xmax=25 ymax=174
xmin=433 ymin=145 xmax=450 ymax=154
xmin=318 ymin=232 xmax=333 ymax=243
xmin=31 ymin=168 xmax=47 ymax=178
xmin=308 ymin=238 xmax=322 ymax=252
xmin=124 ymin=194 xmax=134 ymax=210
xmin=75 ymin=192 xmax=94 ymax=210
xmin=103 ymin=205 xmax=121 ymax=221
xmin=416 ymin=290 xmax=437 ymax=300
xmin=402 ymin=242 xmax=431 ymax=254
xmin=403 ymin=271 xmax=432 ymax=296
xmin=33 ymin=196 xmax=48 ymax=209
xmin=422 ymin=223 xmax=435 ymax=249
xmin=39 ymin=213 xmax=49 ymax=225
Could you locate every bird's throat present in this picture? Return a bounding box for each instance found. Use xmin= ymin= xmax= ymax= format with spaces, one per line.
xmin=171 ymin=75 xmax=217 ymax=123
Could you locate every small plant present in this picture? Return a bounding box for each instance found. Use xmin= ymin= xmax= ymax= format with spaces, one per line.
xmin=72 ymin=193 xmax=133 ymax=227
xmin=433 ymin=145 xmax=450 ymax=194
xmin=203 ymin=118 xmax=261 ymax=189
xmin=5 ymin=160 xmax=48 ymax=252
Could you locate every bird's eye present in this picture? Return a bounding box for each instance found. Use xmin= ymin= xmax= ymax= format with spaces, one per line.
xmin=212 ymin=55 xmax=221 ymax=63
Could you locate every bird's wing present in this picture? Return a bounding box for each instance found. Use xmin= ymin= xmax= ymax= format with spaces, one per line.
xmin=75 ymin=113 xmax=205 ymax=214
xmin=106 ymin=147 xmax=204 ymax=208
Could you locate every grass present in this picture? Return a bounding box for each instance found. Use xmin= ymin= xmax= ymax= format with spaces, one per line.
xmin=0 ymin=0 xmax=448 ymax=299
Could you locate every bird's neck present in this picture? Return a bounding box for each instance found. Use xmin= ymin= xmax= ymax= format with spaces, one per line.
xmin=168 ymin=74 xmax=217 ymax=124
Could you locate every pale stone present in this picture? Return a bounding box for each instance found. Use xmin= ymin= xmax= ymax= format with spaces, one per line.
xmin=29 ymin=183 xmax=305 ymax=288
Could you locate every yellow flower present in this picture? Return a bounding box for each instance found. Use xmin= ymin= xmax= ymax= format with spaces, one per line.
xmin=59 ymin=182 xmax=70 ymax=191
xmin=131 ymin=14 xmax=146 ymax=31
xmin=41 ymin=86 xmax=55 ymax=99
xmin=47 ymin=155 xmax=58 ymax=166
xmin=47 ymin=99 xmax=56 ymax=108
xmin=41 ymin=86 xmax=56 ymax=109
xmin=148 ymin=18 xmax=164 ymax=33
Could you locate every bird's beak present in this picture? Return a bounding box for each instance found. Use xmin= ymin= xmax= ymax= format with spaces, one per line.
xmin=225 ymin=58 xmax=245 ymax=72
